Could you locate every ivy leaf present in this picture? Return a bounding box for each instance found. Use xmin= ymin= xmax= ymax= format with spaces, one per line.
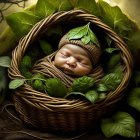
xmin=69 ymin=0 xmax=78 ymax=7
xmin=81 ymin=35 xmax=91 ymax=44
xmin=128 ymin=30 xmax=140 ymax=53
xmin=9 ymin=79 xmax=26 ymax=89
xmin=127 ymin=87 xmax=140 ymax=111
xmin=97 ymin=83 xmax=108 ymax=92
xmin=0 ymin=56 xmax=11 ymax=68
xmin=35 ymin=0 xmax=73 ymax=19
xmin=100 ymin=72 xmax=123 ymax=91
xmin=75 ymin=0 xmax=100 ymax=16
xmin=85 ymin=90 xmax=99 ymax=104
xmin=67 ymin=23 xmax=100 ymax=46
xmin=67 ymin=23 xmax=89 ymax=40
xmin=58 ymin=0 xmax=73 ymax=11
xmin=71 ymin=76 xmax=95 ymax=93
xmin=98 ymin=0 xmax=132 ymax=37
xmin=88 ymin=28 xmax=100 ymax=47
xmin=35 ymin=0 xmax=57 ymax=19
xmin=105 ymin=48 xmax=120 ymax=53
xmin=6 ymin=11 xmax=40 ymax=38
xmin=101 ymin=112 xmax=136 ymax=138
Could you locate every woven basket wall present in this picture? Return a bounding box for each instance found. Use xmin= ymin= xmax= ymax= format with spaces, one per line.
xmin=8 ymin=10 xmax=134 ymax=132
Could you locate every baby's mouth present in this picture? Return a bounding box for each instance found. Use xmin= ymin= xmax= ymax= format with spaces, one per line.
xmin=60 ymin=67 xmax=74 ymax=75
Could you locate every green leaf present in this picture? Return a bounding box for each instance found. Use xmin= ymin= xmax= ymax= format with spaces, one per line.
xmin=101 ymin=112 xmax=136 ymax=138
xmin=105 ymin=48 xmax=120 ymax=53
xmin=100 ymin=72 xmax=123 ymax=91
xmin=98 ymin=93 xmax=106 ymax=101
xmin=35 ymin=0 xmax=57 ymax=19
xmin=45 ymin=78 xmax=68 ymax=98
xmin=67 ymin=23 xmax=100 ymax=46
xmin=128 ymin=30 xmax=140 ymax=51
xmin=6 ymin=11 xmax=40 ymax=38
xmin=81 ymin=35 xmax=91 ymax=44
xmin=98 ymin=0 xmax=132 ymax=37
xmin=127 ymin=87 xmax=140 ymax=111
xmin=39 ymin=40 xmax=53 ymax=55
xmin=71 ymin=76 xmax=95 ymax=93
xmin=75 ymin=0 xmax=100 ymax=16
xmin=107 ymin=54 xmax=121 ymax=69
xmin=69 ymin=0 xmax=78 ymax=7
xmin=85 ymin=90 xmax=99 ymax=103
xmin=88 ymin=28 xmax=100 ymax=47
xmin=97 ymin=83 xmax=108 ymax=92
xmin=9 ymin=79 xmax=26 ymax=89
xmin=35 ymin=0 xmax=73 ymax=19
xmin=58 ymin=0 xmax=73 ymax=11
xmin=0 ymin=56 xmax=11 ymax=68
xmin=67 ymin=23 xmax=89 ymax=40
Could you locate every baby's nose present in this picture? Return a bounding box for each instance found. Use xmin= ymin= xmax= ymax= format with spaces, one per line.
xmin=67 ymin=57 xmax=76 ymax=66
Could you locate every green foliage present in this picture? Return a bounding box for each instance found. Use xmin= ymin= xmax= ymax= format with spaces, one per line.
xmin=45 ymin=78 xmax=68 ymax=98
xmin=101 ymin=112 xmax=136 ymax=138
xmin=39 ymin=39 xmax=53 ymax=55
xmin=9 ymin=79 xmax=26 ymax=89
xmin=105 ymin=48 xmax=120 ymax=53
xmin=20 ymin=55 xmax=32 ymax=68
xmin=70 ymin=0 xmax=99 ymax=16
xmin=23 ymin=71 xmax=33 ymax=79
xmin=71 ymin=76 xmax=95 ymax=93
xmin=97 ymin=71 xmax=123 ymax=92
xmin=127 ymin=87 xmax=140 ymax=111
xmin=35 ymin=0 xmax=56 ymax=19
xmin=67 ymin=23 xmax=100 ymax=46
xmin=85 ymin=90 xmax=99 ymax=104
xmin=0 ymin=56 xmax=11 ymax=68
xmin=31 ymin=73 xmax=46 ymax=92
xmin=8 ymin=73 xmax=45 ymax=90
xmin=107 ymin=54 xmax=121 ymax=70
xmin=20 ymin=55 xmax=32 ymax=78
xmin=6 ymin=11 xmax=40 ymax=38
xmin=97 ymin=83 xmax=108 ymax=92
xmin=98 ymin=93 xmax=106 ymax=101
xmin=66 ymin=90 xmax=101 ymax=104
xmin=4 ymin=0 xmax=140 ymax=58
xmin=98 ymin=0 xmax=132 ymax=37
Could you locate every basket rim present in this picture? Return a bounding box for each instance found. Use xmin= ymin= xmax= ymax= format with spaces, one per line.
xmin=8 ymin=9 xmax=134 ymax=111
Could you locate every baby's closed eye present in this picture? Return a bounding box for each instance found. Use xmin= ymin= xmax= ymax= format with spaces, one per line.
xmin=61 ymin=52 xmax=70 ymax=58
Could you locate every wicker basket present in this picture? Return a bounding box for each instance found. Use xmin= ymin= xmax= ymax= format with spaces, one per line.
xmin=8 ymin=10 xmax=134 ymax=132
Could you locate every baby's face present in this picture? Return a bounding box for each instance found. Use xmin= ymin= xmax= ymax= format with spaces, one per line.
xmin=53 ymin=44 xmax=92 ymax=76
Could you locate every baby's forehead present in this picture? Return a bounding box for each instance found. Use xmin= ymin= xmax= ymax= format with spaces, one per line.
xmin=60 ymin=44 xmax=89 ymax=57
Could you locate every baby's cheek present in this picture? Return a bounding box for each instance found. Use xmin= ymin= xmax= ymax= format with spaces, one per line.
xmin=76 ymin=65 xmax=92 ymax=76
xmin=54 ymin=58 xmax=65 ymax=68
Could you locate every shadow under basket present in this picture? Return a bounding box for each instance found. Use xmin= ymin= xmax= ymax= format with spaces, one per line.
xmin=8 ymin=10 xmax=134 ymax=132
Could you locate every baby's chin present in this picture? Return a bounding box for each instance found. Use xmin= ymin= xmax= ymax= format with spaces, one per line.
xmin=60 ymin=67 xmax=87 ymax=77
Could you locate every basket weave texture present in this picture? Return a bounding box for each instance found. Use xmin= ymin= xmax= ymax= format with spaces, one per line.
xmin=8 ymin=10 xmax=133 ymax=132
